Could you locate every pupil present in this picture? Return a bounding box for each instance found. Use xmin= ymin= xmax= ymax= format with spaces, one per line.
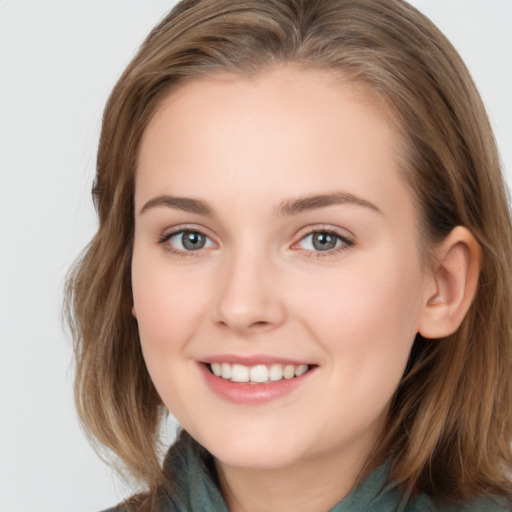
xmin=182 ymin=232 xmax=205 ymax=250
xmin=312 ymin=233 xmax=337 ymax=251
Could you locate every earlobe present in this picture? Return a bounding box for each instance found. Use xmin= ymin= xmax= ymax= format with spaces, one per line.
xmin=418 ymin=226 xmax=481 ymax=339
xmin=131 ymin=305 xmax=137 ymax=318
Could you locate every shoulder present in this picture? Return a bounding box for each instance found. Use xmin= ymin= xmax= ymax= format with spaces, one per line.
xmin=443 ymin=496 xmax=511 ymax=511
xmin=407 ymin=493 xmax=511 ymax=512
xmin=99 ymin=498 xmax=179 ymax=512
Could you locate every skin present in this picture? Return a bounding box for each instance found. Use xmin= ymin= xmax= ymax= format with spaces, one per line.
xmin=131 ymin=67 xmax=477 ymax=512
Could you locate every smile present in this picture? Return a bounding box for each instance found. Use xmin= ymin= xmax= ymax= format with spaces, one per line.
xmin=200 ymin=360 xmax=316 ymax=404
xmin=209 ymin=362 xmax=310 ymax=384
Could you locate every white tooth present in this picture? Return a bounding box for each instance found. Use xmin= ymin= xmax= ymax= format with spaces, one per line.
xmin=221 ymin=363 xmax=232 ymax=379
xmin=231 ymin=364 xmax=249 ymax=383
xmin=269 ymin=364 xmax=283 ymax=381
xmin=249 ymin=365 xmax=269 ymax=383
xmin=211 ymin=362 xmax=221 ymax=376
xmin=295 ymin=364 xmax=308 ymax=377
xmin=283 ymin=365 xmax=295 ymax=379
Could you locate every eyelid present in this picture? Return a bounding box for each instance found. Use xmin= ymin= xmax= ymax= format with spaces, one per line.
xmin=158 ymin=223 xmax=216 ymax=240
xmin=293 ymin=224 xmax=355 ymax=242
xmin=158 ymin=224 xmax=218 ymax=255
xmin=156 ymin=223 xmax=354 ymax=257
xmin=291 ymin=225 xmax=355 ymax=255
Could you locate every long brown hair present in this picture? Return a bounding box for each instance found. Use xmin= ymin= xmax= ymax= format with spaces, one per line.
xmin=65 ymin=0 xmax=512 ymax=505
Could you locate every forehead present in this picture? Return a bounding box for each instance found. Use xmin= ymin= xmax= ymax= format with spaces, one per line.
xmin=135 ymin=66 xmax=411 ymax=222
xmin=140 ymin=67 xmax=397 ymax=156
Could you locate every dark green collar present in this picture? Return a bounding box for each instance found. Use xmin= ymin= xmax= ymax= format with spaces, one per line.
xmin=159 ymin=433 xmax=508 ymax=512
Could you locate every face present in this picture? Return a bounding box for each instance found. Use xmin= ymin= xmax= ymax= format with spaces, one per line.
xmin=132 ymin=67 xmax=431 ymax=474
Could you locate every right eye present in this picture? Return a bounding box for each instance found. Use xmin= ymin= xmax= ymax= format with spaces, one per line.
xmin=160 ymin=230 xmax=215 ymax=254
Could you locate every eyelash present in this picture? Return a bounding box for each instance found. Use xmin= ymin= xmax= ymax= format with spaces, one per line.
xmin=294 ymin=228 xmax=354 ymax=258
xmin=158 ymin=227 xmax=354 ymax=258
xmin=158 ymin=227 xmax=215 ymax=258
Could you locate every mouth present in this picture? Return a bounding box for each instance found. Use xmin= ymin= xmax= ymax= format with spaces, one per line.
xmin=206 ymin=362 xmax=313 ymax=384
xmin=200 ymin=358 xmax=316 ymax=404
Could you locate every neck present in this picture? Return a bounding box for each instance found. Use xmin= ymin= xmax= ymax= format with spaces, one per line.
xmin=215 ymin=446 xmax=377 ymax=512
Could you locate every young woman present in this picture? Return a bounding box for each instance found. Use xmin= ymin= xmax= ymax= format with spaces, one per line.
xmin=66 ymin=1 xmax=512 ymax=510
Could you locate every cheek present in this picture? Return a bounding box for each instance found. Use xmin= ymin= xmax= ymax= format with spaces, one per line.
xmin=297 ymin=253 xmax=424 ymax=428
xmin=296 ymin=250 xmax=424 ymax=365
xmin=132 ymin=256 xmax=204 ymax=355
xmin=131 ymin=257 xmax=208 ymax=410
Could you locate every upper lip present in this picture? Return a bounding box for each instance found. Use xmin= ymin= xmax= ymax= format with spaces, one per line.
xmin=200 ymin=354 xmax=315 ymax=366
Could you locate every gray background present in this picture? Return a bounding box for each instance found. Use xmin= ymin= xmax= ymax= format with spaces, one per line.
xmin=1 ymin=1 xmax=511 ymax=511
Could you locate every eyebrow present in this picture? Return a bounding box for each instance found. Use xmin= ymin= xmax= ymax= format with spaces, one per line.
xmin=277 ymin=192 xmax=381 ymax=216
xmin=140 ymin=195 xmax=211 ymax=215
xmin=139 ymin=191 xmax=381 ymax=216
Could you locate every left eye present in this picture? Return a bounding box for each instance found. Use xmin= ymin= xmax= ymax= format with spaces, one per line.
xmin=166 ymin=230 xmax=215 ymax=251
xmin=297 ymin=231 xmax=348 ymax=252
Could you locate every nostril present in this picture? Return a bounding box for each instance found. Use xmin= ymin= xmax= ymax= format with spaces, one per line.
xmin=216 ymin=318 xmax=273 ymax=332
xmin=251 ymin=321 xmax=271 ymax=328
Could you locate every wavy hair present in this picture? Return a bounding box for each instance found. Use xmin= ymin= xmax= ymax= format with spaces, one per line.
xmin=65 ymin=0 xmax=512 ymax=507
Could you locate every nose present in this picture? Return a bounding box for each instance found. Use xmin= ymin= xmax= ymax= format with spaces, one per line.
xmin=213 ymin=248 xmax=287 ymax=334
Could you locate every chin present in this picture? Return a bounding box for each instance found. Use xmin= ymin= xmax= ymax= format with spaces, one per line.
xmin=197 ymin=429 xmax=306 ymax=471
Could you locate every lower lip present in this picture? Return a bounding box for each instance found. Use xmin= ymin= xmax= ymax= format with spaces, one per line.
xmin=199 ymin=363 xmax=314 ymax=404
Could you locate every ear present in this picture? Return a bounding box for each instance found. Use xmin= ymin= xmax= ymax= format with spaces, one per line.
xmin=418 ymin=226 xmax=481 ymax=339
xmin=131 ymin=305 xmax=137 ymax=318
